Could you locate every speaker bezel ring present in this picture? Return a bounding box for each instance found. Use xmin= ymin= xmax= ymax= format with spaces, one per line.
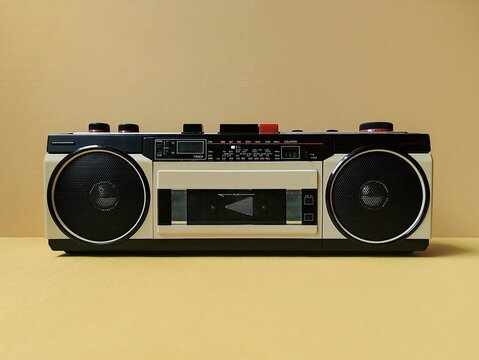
xmin=47 ymin=145 xmax=150 ymax=245
xmin=326 ymin=147 xmax=430 ymax=245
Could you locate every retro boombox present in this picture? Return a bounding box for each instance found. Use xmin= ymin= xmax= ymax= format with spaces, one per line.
xmin=45 ymin=122 xmax=432 ymax=254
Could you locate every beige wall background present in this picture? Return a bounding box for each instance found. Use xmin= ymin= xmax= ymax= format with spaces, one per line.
xmin=0 ymin=0 xmax=478 ymax=237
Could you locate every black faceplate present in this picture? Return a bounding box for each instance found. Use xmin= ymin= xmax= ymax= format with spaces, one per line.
xmin=47 ymin=132 xmax=430 ymax=160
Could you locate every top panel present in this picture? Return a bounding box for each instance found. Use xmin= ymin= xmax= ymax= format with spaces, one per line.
xmin=46 ymin=122 xmax=431 ymax=160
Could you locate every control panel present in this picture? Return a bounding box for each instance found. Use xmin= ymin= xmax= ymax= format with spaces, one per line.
xmin=47 ymin=121 xmax=431 ymax=161
xmin=153 ymin=138 xmax=323 ymax=161
xmin=205 ymin=140 xmax=321 ymax=161
xmin=152 ymin=123 xmax=325 ymax=161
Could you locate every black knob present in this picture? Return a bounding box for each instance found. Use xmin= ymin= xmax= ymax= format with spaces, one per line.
xmin=118 ymin=123 xmax=139 ymax=133
xmin=292 ymin=129 xmax=303 ymax=132
xmin=359 ymin=122 xmax=394 ymax=132
xmin=88 ymin=122 xmax=110 ymax=132
xmin=182 ymin=124 xmax=204 ymax=134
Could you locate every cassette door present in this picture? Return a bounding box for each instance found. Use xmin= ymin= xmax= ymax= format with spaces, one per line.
xmin=153 ymin=162 xmax=321 ymax=238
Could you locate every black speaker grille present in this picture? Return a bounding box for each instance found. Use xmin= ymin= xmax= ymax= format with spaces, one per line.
xmin=50 ymin=149 xmax=148 ymax=243
xmin=328 ymin=150 xmax=428 ymax=243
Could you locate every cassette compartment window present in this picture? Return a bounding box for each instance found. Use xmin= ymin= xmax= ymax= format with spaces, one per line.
xmin=177 ymin=141 xmax=204 ymax=154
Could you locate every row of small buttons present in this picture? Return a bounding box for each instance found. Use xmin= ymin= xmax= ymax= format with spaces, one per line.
xmin=89 ymin=121 xmax=394 ymax=134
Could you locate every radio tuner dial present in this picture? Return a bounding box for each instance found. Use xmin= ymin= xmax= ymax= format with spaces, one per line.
xmin=359 ymin=122 xmax=394 ymax=132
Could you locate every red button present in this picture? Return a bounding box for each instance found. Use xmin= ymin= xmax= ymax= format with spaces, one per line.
xmin=259 ymin=123 xmax=279 ymax=134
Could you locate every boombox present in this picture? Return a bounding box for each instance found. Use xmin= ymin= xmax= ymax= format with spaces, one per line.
xmin=45 ymin=122 xmax=432 ymax=254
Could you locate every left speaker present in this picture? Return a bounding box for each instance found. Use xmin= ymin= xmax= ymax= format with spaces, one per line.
xmin=46 ymin=146 xmax=150 ymax=245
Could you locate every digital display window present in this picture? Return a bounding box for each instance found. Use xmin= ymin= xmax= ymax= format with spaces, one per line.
xmin=177 ymin=141 xmax=204 ymax=154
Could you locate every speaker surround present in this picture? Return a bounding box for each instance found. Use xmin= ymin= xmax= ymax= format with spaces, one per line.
xmin=47 ymin=146 xmax=150 ymax=245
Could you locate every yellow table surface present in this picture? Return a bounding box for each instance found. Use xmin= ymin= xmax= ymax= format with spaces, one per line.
xmin=1 ymin=237 xmax=478 ymax=360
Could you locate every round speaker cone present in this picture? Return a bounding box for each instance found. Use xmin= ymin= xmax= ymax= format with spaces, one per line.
xmin=48 ymin=147 xmax=149 ymax=244
xmin=359 ymin=180 xmax=389 ymax=209
xmin=326 ymin=149 xmax=429 ymax=244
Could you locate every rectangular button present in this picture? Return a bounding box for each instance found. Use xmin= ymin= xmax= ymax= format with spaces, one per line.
xmin=304 ymin=195 xmax=314 ymax=205
xmin=303 ymin=213 xmax=314 ymax=222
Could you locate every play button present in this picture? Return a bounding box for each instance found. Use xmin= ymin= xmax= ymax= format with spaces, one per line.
xmin=225 ymin=197 xmax=254 ymax=216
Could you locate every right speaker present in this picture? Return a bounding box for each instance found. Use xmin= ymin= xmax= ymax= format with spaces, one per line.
xmin=324 ymin=148 xmax=432 ymax=245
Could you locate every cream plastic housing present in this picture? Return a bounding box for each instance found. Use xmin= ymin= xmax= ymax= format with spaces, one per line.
xmin=44 ymin=153 xmax=154 ymax=240
xmin=45 ymin=151 xmax=431 ymax=243
xmin=154 ymin=161 xmax=322 ymax=238
xmin=322 ymin=153 xmax=433 ymax=241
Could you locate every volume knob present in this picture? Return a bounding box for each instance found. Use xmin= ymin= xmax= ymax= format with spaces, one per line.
xmin=118 ymin=123 xmax=139 ymax=133
xmin=359 ymin=122 xmax=394 ymax=132
xmin=88 ymin=122 xmax=110 ymax=133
